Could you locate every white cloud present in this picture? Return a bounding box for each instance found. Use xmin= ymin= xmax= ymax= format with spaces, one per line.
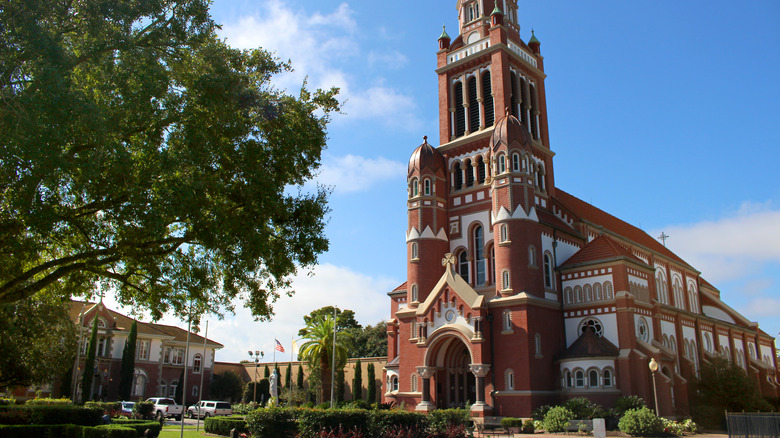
xmin=313 ymin=154 xmax=405 ymax=195
xmin=739 ymin=296 xmax=780 ymax=319
xmin=104 ymin=264 xmax=400 ymax=363
xmin=367 ymin=50 xmax=409 ymax=70
xmin=654 ymin=201 xmax=780 ymax=284
xmin=218 ymin=1 xmax=418 ymax=128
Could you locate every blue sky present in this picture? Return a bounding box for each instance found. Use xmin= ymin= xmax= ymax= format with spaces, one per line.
xmin=109 ymin=1 xmax=780 ymax=363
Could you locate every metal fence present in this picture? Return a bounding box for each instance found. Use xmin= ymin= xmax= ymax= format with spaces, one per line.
xmin=726 ymin=412 xmax=780 ymax=438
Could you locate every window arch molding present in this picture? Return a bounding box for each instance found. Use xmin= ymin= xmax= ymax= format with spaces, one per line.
xmin=469 ymin=222 xmax=487 ymax=286
xmin=410 ymin=178 xmax=419 ymax=198
xmin=543 ymin=252 xmax=554 ymax=289
xmin=505 ymin=369 xmax=515 ymax=390
xmin=603 ymin=367 xmax=615 ymax=387
xmin=501 ymin=269 xmax=511 ymax=291
xmin=586 ymin=367 xmax=600 ymax=388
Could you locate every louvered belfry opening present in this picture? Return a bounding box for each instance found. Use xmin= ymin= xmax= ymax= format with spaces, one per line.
xmin=454 ymin=81 xmax=465 ymax=138
xmin=482 ymin=71 xmax=494 ymax=127
xmin=468 ymin=76 xmax=479 ymax=133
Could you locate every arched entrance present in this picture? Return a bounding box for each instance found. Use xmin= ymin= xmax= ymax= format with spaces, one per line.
xmin=439 ymin=340 xmax=476 ymax=408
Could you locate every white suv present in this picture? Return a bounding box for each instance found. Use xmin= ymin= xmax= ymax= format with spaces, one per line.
xmin=187 ymin=400 xmax=232 ymax=419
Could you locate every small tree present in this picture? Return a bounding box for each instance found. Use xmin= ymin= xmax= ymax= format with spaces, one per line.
xmin=174 ymin=369 xmax=185 ymax=405
xmin=297 ymin=364 xmax=304 ymax=390
xmin=366 ymin=363 xmax=376 ymax=403
xmin=336 ymin=368 xmax=345 ymax=403
xmin=118 ymin=320 xmax=137 ymax=401
xmin=285 ymin=365 xmax=291 ymax=388
xmin=211 ymin=371 xmax=245 ymax=403
xmin=80 ymin=315 xmax=99 ymax=403
xmin=352 ymin=359 xmax=363 ymax=401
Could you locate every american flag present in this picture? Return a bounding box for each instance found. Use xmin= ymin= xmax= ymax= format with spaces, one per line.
xmin=274 ymin=338 xmax=285 ymax=353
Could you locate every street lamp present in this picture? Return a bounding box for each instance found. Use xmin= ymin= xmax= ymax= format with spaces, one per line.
xmin=248 ymin=350 xmax=264 ymax=404
xmin=649 ymin=358 xmax=660 ymax=416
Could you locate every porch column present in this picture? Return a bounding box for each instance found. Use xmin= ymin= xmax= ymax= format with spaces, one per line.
xmin=469 ymin=363 xmax=492 ymax=414
xmin=416 ymin=366 xmax=436 ymax=412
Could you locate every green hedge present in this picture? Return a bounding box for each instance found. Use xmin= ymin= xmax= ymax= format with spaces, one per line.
xmin=0 ymin=423 xmax=135 ymax=437
xmin=0 ymin=405 xmax=103 ymax=426
xmin=246 ymin=407 xmax=298 ymax=437
xmin=25 ymin=398 xmax=73 ymax=406
xmin=110 ymin=419 xmax=162 ymax=437
xmin=204 ymin=416 xmax=249 ymax=436
xmin=85 ymin=402 xmax=122 ymax=416
xmin=296 ymin=408 xmax=370 ymax=438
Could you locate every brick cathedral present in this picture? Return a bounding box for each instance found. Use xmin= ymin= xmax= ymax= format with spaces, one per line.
xmin=383 ymin=1 xmax=779 ymax=418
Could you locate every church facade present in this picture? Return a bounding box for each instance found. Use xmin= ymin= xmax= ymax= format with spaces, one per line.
xmin=383 ymin=1 xmax=779 ymax=418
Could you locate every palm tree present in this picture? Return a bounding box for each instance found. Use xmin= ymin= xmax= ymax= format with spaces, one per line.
xmin=299 ymin=314 xmax=352 ymax=404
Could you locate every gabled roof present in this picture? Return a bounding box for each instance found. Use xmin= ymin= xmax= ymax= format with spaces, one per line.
xmin=555 ymin=189 xmax=691 ymax=269
xmin=559 ymin=327 xmax=620 ymax=359
xmin=69 ymin=300 xmax=223 ymax=347
xmin=416 ymin=261 xmax=484 ymax=317
xmin=561 ymin=234 xmax=649 ymax=269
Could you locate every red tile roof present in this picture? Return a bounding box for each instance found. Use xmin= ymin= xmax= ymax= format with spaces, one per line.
xmin=554 ymin=189 xmax=692 ymax=269
xmin=559 ymin=327 xmax=620 ymax=359
xmin=561 ymin=234 xmax=647 ymax=268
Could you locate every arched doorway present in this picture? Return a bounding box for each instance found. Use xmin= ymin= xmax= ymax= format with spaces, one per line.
xmin=428 ymin=335 xmax=476 ymax=408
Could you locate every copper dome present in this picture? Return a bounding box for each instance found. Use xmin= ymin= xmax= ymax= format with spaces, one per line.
xmin=408 ymin=136 xmax=446 ymax=176
xmin=491 ymin=112 xmax=531 ymax=151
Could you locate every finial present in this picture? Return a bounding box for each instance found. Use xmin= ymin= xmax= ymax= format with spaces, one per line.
xmin=423 ymin=135 xmax=428 ymax=143
xmin=529 ymin=29 xmax=540 ymax=45
xmin=505 ymin=107 xmax=510 ymax=117
xmin=442 ymin=253 xmax=456 ymax=267
xmin=438 ymin=25 xmax=450 ymax=41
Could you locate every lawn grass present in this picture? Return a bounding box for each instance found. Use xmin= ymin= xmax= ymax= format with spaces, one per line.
xmin=159 ymin=428 xmax=207 ymax=437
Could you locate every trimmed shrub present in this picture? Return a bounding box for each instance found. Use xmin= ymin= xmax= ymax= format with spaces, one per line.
xmin=0 ymin=405 xmax=103 ymax=426
xmin=368 ymin=410 xmax=427 ymax=436
xmin=563 ymin=397 xmax=606 ymax=419
xmin=618 ymin=407 xmax=663 ymax=437
xmin=426 ymin=408 xmax=471 ymax=437
xmin=232 ymin=402 xmax=259 ymax=415
xmin=500 ymin=417 xmax=522 ymax=429
xmin=297 ymin=408 xmax=370 ymax=438
xmin=0 ymin=407 xmax=30 ymax=425
xmin=111 ymin=419 xmax=162 ymax=437
xmin=531 ymin=404 xmax=552 ymax=421
xmin=245 ymin=407 xmax=297 ymax=437
xmin=91 ymin=424 xmax=137 ymax=438
xmin=25 ymin=398 xmax=72 ymax=406
xmin=132 ymin=401 xmax=154 ymax=420
xmin=0 ymin=398 xmax=16 ymax=406
xmin=86 ymin=402 xmax=122 ymax=418
xmin=542 ymin=406 xmax=574 ymax=433
xmin=522 ymin=419 xmax=535 ymax=434
xmin=204 ymin=416 xmax=248 ymax=436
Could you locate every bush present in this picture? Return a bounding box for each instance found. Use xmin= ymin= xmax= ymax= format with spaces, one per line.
xmin=0 ymin=405 xmax=103 ymax=426
xmin=618 ymin=407 xmax=663 ymax=437
xmin=563 ymin=397 xmax=606 ymax=419
xmin=0 ymin=423 xmax=135 ymax=438
xmin=500 ymin=417 xmax=523 ymax=429
xmin=111 ymin=419 xmax=162 ymax=437
xmin=426 ymin=408 xmax=470 ymax=437
xmin=542 ymin=406 xmax=574 ymax=433
xmin=91 ymin=424 xmax=137 ymax=438
xmin=232 ymin=402 xmax=259 ymax=415
xmin=132 ymin=401 xmax=154 ymax=420
xmin=0 ymin=407 xmax=30 ymax=425
xmin=86 ymin=402 xmax=122 ymax=417
xmin=611 ymin=395 xmax=646 ymax=418
xmin=297 ymin=409 xmax=370 ymax=438
xmin=368 ymin=410 xmax=427 ymax=436
xmin=245 ymin=407 xmax=298 ymax=437
xmin=531 ymin=404 xmax=552 ymax=421
xmin=0 ymin=398 xmax=16 ymax=406
xmin=204 ymin=416 xmax=248 ymax=436
xmin=25 ymin=397 xmax=72 ymax=406
xmin=522 ymin=419 xmax=535 ymax=434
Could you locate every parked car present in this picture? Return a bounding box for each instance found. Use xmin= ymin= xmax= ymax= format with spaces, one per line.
xmin=146 ymin=397 xmax=183 ymax=420
xmin=187 ymin=401 xmax=232 ymax=419
xmin=120 ymin=401 xmax=135 ymax=418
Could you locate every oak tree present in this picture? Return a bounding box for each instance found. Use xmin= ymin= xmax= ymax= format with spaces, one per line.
xmin=0 ymin=0 xmax=339 ymax=320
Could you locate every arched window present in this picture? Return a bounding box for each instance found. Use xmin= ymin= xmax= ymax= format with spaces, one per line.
xmin=512 ymin=153 xmax=521 ymax=172
xmin=454 ymin=162 xmax=463 ymax=190
xmin=564 ymin=287 xmax=573 ymax=304
xmin=584 ymin=284 xmax=593 ymax=302
xmin=411 ymin=242 xmax=418 ymax=260
xmin=169 ymin=380 xmax=178 ymax=397
xmin=594 ymin=283 xmax=603 ymax=301
xmin=411 ymin=284 xmax=418 ymax=302
xmin=160 ymin=380 xmax=168 ymax=397
xmin=604 ymin=282 xmax=614 ymax=300
xmin=669 ymin=335 xmax=677 ymax=351
xmin=673 ymin=278 xmax=685 ymax=310
xmin=193 ymin=354 xmax=202 ymax=374
xmin=391 ymin=375 xmax=399 ymax=392
xmin=603 ymin=369 xmax=613 ymax=387
xmin=575 ymin=370 xmax=585 ymax=387
xmin=588 ymin=370 xmax=599 ymax=388
xmin=529 ymin=83 xmax=538 ymax=139
xmin=703 ymin=333 xmax=712 ymax=352
xmin=505 ymin=369 xmax=515 ymax=390
xmin=411 ymin=179 xmax=418 ymax=197
xmin=132 ymin=369 xmax=147 ymax=397
xmin=528 ymin=246 xmax=536 ymax=266
xmin=500 ymin=224 xmax=508 ymax=242
xmin=687 ymin=282 xmax=699 ymax=313
xmin=498 ymin=154 xmax=506 ymax=174
xmin=574 ymin=286 xmax=583 ymax=303
xmin=474 ymin=226 xmax=486 ymax=285
xmin=502 ymin=269 xmax=510 ymax=290
xmin=579 ymin=318 xmax=604 ymax=337
xmin=458 ymin=251 xmax=470 ymax=283
xmin=655 ymin=270 xmax=669 ymax=304
xmin=476 ymin=156 xmax=485 ymax=184
xmin=503 ymin=310 xmax=512 ymax=331
xmin=535 ymin=333 xmax=542 ymax=356
xmin=543 ymin=253 xmax=553 ymax=289
xmin=192 ymin=385 xmax=199 ymax=397
xmin=423 ymin=179 xmax=431 ymax=195
xmin=565 ymin=371 xmax=573 ymax=388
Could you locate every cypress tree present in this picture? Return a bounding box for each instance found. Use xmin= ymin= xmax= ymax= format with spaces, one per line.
xmin=336 ymin=368 xmax=345 ymax=403
xmin=118 ymin=320 xmax=137 ymax=400
xmin=264 ymin=364 xmax=270 ymax=378
xmin=80 ymin=315 xmax=99 ymax=403
xmin=297 ymin=364 xmax=304 ymax=389
xmin=285 ymin=364 xmax=291 ymax=388
xmin=366 ymin=363 xmax=376 ymax=403
xmin=352 ymin=359 xmax=362 ymax=401
xmin=174 ymin=369 xmax=184 ymax=405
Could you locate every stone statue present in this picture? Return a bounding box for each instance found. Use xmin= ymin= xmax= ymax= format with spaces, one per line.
xmin=269 ymin=369 xmax=278 ymax=400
